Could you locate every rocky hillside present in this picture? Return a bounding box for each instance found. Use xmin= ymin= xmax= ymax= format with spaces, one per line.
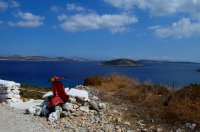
xmin=0 ymin=55 xmax=94 ymax=62
xmin=100 ymin=59 xmax=143 ymax=67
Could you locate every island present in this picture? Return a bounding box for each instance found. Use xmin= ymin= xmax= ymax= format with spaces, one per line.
xmin=100 ymin=59 xmax=143 ymax=67
xmin=0 ymin=55 xmax=94 ymax=62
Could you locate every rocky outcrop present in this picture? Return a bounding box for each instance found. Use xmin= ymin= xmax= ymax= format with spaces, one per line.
xmin=26 ymin=85 xmax=133 ymax=131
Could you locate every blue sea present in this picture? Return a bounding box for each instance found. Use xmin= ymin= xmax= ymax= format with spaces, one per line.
xmin=0 ymin=60 xmax=200 ymax=88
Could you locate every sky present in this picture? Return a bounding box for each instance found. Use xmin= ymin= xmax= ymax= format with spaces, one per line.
xmin=0 ymin=0 xmax=200 ymax=62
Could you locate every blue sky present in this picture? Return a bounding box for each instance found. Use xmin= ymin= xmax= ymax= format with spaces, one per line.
xmin=0 ymin=0 xmax=200 ymax=62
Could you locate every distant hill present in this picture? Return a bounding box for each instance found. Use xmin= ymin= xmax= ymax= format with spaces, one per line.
xmin=0 ymin=55 xmax=94 ymax=62
xmin=196 ymin=68 xmax=200 ymax=72
xmin=100 ymin=59 xmax=143 ymax=67
xmin=138 ymin=60 xmax=200 ymax=64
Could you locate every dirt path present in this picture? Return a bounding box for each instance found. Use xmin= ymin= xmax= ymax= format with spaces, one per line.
xmin=0 ymin=104 xmax=50 ymax=132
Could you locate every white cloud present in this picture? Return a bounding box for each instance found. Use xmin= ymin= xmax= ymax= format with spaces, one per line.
xmin=66 ymin=3 xmax=85 ymax=12
xmin=8 ymin=12 xmax=44 ymax=27
xmin=0 ymin=1 xmax=8 ymax=10
xmin=58 ymin=13 xmax=138 ymax=33
xmin=50 ymin=5 xmax=61 ymax=13
xmin=0 ymin=0 xmax=19 ymax=10
xmin=9 ymin=0 xmax=20 ymax=8
xmin=103 ymin=0 xmax=200 ymax=19
xmin=150 ymin=18 xmax=200 ymax=38
xmin=57 ymin=14 xmax=68 ymax=21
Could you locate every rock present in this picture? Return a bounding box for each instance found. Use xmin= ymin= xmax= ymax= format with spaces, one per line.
xmin=92 ymin=96 xmax=99 ymax=101
xmin=137 ymin=120 xmax=145 ymax=128
xmin=102 ymin=124 xmax=113 ymax=131
xmin=149 ymin=126 xmax=156 ymax=130
xmin=89 ymin=101 xmax=99 ymax=111
xmin=11 ymin=89 xmax=20 ymax=94
xmin=124 ymin=121 xmax=130 ymax=127
xmin=48 ymin=110 xmax=61 ymax=122
xmin=79 ymin=106 xmax=89 ymax=113
xmin=94 ymin=116 xmax=100 ymax=123
xmin=98 ymin=103 xmax=106 ymax=109
xmin=116 ymin=117 xmax=122 ymax=124
xmin=141 ymin=128 xmax=148 ymax=132
xmin=157 ymin=128 xmax=163 ymax=132
xmin=84 ymin=102 xmax=90 ymax=107
xmin=26 ymin=107 xmax=36 ymax=114
xmin=69 ymin=97 xmax=77 ymax=104
xmin=176 ymin=128 xmax=184 ymax=132
xmin=60 ymin=111 xmax=68 ymax=118
xmin=35 ymin=106 xmax=42 ymax=116
xmin=185 ymin=123 xmax=196 ymax=130
xmin=63 ymin=102 xmax=74 ymax=111
xmin=115 ymin=126 xmax=121 ymax=132
xmin=73 ymin=104 xmax=79 ymax=109
xmin=10 ymin=98 xmax=22 ymax=103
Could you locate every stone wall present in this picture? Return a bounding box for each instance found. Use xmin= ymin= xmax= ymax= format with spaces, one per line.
xmin=0 ymin=79 xmax=22 ymax=104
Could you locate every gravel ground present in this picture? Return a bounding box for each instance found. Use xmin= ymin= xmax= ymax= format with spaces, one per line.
xmin=0 ymin=103 xmax=50 ymax=132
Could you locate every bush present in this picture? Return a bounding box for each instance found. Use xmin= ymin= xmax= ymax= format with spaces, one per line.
xmin=164 ymin=85 xmax=200 ymax=125
xmin=83 ymin=76 xmax=105 ymax=86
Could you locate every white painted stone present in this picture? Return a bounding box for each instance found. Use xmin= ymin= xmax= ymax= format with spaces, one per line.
xmin=67 ymin=88 xmax=89 ymax=101
xmin=48 ymin=110 xmax=61 ymax=122
xmin=63 ymin=102 xmax=74 ymax=111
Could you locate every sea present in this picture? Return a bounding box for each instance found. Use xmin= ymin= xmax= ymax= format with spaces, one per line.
xmin=0 ymin=60 xmax=200 ymax=88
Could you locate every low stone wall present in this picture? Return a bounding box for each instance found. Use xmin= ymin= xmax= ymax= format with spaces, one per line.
xmin=0 ymin=79 xmax=22 ymax=104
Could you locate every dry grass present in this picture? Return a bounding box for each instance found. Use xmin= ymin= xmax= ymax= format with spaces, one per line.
xmin=101 ymin=73 xmax=139 ymax=92
xmin=19 ymin=85 xmax=51 ymax=100
xmin=164 ymin=85 xmax=200 ymax=125
xmin=85 ymin=73 xmax=200 ymax=129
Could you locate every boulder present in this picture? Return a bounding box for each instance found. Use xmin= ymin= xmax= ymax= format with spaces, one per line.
xmin=48 ymin=110 xmax=61 ymax=122
xmin=67 ymin=88 xmax=89 ymax=102
xmin=63 ymin=102 xmax=74 ymax=111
